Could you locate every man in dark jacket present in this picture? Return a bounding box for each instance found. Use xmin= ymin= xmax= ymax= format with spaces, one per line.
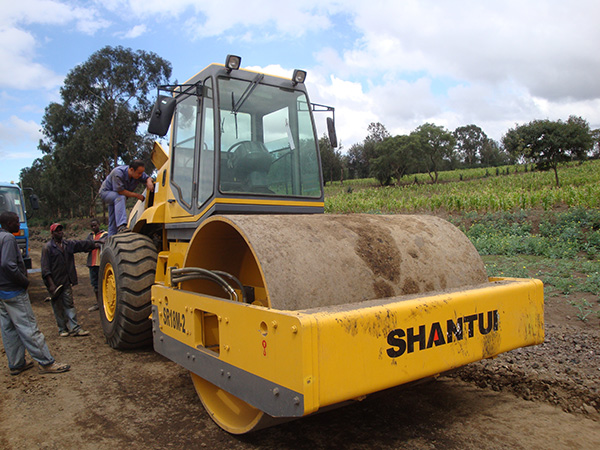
xmin=0 ymin=212 xmax=70 ymax=374
xmin=41 ymin=223 xmax=100 ymax=337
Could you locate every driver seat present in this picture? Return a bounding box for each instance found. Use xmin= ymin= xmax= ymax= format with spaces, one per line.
xmin=232 ymin=141 xmax=272 ymax=191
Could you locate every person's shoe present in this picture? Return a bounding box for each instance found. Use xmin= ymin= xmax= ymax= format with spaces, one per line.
xmin=59 ymin=331 xmax=70 ymax=337
xmin=71 ymin=329 xmax=90 ymax=337
xmin=10 ymin=360 xmax=34 ymax=376
xmin=38 ymin=362 xmax=70 ymax=374
xmin=117 ymin=225 xmax=131 ymax=234
xmin=88 ymin=304 xmax=99 ymax=312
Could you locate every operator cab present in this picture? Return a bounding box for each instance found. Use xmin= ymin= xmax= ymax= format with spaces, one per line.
xmin=149 ymin=55 xmax=337 ymax=220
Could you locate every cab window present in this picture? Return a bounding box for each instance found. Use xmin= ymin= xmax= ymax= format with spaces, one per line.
xmin=171 ymin=96 xmax=198 ymax=206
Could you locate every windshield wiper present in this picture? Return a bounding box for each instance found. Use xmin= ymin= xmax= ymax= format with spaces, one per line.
xmin=232 ymin=73 xmax=264 ymax=114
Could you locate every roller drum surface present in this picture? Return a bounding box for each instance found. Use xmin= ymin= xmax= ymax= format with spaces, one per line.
xmin=185 ymin=214 xmax=488 ymax=310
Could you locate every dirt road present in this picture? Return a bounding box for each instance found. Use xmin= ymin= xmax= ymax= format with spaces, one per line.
xmin=0 ymin=244 xmax=599 ymax=449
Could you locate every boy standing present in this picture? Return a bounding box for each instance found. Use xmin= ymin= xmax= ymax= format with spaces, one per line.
xmin=41 ymin=223 xmax=100 ymax=337
xmin=86 ymin=219 xmax=107 ymax=312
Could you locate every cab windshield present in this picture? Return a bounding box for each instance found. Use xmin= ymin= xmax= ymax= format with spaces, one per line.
xmin=0 ymin=186 xmax=25 ymax=222
xmin=218 ymin=77 xmax=321 ymax=197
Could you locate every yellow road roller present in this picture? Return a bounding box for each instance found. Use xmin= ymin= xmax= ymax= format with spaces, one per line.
xmin=98 ymin=55 xmax=544 ymax=434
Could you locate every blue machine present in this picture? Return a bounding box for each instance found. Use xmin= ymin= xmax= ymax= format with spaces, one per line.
xmin=0 ymin=182 xmax=38 ymax=269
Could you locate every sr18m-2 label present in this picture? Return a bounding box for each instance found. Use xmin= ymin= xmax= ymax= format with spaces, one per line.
xmin=162 ymin=307 xmax=186 ymax=333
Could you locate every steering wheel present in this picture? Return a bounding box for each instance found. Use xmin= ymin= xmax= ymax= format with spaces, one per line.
xmin=270 ymin=146 xmax=292 ymax=164
xmin=225 ymin=141 xmax=271 ymax=171
xmin=225 ymin=141 xmax=252 ymax=169
xmin=226 ymin=140 xmax=253 ymax=153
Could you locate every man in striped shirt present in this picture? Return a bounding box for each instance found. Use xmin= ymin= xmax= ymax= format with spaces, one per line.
xmin=86 ymin=219 xmax=107 ymax=312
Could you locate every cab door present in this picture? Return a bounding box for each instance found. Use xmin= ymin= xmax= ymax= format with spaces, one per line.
xmin=169 ymin=94 xmax=200 ymax=218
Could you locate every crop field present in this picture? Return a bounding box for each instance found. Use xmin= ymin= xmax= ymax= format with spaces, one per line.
xmin=325 ymin=159 xmax=600 ymax=214
xmin=325 ymin=160 xmax=600 ymax=322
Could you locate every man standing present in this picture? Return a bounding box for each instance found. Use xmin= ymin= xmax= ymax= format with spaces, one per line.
xmin=41 ymin=223 xmax=100 ymax=337
xmin=86 ymin=219 xmax=107 ymax=312
xmin=0 ymin=212 xmax=70 ymax=374
xmin=99 ymin=160 xmax=154 ymax=235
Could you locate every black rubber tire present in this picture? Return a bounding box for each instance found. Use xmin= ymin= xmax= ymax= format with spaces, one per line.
xmin=98 ymin=232 xmax=157 ymax=349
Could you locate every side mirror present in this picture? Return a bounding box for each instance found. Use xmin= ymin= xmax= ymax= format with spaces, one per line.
xmin=148 ymin=96 xmax=176 ymax=136
xmin=326 ymin=117 xmax=338 ymax=148
xmin=29 ymin=194 xmax=40 ymax=210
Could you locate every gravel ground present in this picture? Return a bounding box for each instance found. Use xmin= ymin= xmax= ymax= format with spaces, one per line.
xmin=0 ymin=235 xmax=598 ymax=449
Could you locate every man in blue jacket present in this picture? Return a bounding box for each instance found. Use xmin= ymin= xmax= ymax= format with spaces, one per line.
xmin=99 ymin=160 xmax=154 ymax=235
xmin=41 ymin=223 xmax=100 ymax=337
xmin=0 ymin=211 xmax=70 ymax=374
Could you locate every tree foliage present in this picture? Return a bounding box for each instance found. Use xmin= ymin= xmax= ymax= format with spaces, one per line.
xmin=454 ymin=124 xmax=488 ymax=166
xmin=591 ymin=128 xmax=600 ymax=159
xmin=479 ymin=139 xmax=511 ymax=167
xmin=345 ymin=122 xmax=390 ymax=180
xmin=319 ymin=135 xmax=345 ymax=184
xmin=412 ymin=123 xmax=456 ymax=183
xmin=21 ymin=46 xmax=171 ymax=218
xmin=502 ymin=116 xmax=592 ymax=186
xmin=365 ymin=122 xmax=391 ymax=144
xmin=370 ymin=135 xmax=418 ymax=186
xmin=346 ymin=143 xmax=369 ymax=179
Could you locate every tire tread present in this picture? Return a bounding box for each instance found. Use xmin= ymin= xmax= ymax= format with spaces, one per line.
xmin=99 ymin=232 xmax=158 ymax=349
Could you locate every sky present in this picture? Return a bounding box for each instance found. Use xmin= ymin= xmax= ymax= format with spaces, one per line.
xmin=1 ymin=0 xmax=599 ymax=182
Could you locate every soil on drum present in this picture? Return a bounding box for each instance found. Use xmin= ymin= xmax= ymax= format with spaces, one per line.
xmin=0 ymin=240 xmax=599 ymax=449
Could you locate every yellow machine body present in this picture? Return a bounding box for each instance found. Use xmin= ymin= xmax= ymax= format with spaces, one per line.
xmin=152 ymin=277 xmax=543 ymax=417
xmin=100 ymin=58 xmax=545 ymax=434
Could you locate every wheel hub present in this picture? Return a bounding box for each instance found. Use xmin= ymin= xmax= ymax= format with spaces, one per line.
xmin=102 ymin=263 xmax=117 ymax=322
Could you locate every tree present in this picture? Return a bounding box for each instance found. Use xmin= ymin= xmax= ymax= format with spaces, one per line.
xmin=412 ymin=123 xmax=456 ymax=183
xmin=370 ymin=135 xmax=418 ymax=186
xmin=479 ymin=139 xmax=511 ymax=167
xmin=346 ymin=122 xmax=391 ymax=180
xmin=502 ymin=116 xmax=592 ymax=186
xmin=453 ymin=124 xmax=488 ymax=166
xmin=591 ymin=128 xmax=600 ymax=159
xmin=29 ymin=45 xmax=172 ymax=218
xmin=366 ymin=122 xmax=391 ymax=143
xmin=346 ymin=143 xmax=369 ymax=179
xmin=319 ymin=135 xmax=344 ymax=184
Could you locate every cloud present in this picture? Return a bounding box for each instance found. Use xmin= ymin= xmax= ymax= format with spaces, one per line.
xmin=308 ymin=75 xmax=377 ymax=148
xmin=3 ymin=0 xmax=600 ymax=158
xmin=103 ymin=0 xmax=336 ymax=38
xmin=0 ymin=116 xmax=42 ymax=143
xmin=306 ymin=0 xmax=600 ymax=145
xmin=245 ymin=64 xmax=291 ymax=79
xmin=0 ymin=27 xmax=64 ymax=90
xmin=1 ymin=1 xmax=110 ymax=91
xmin=90 ymin=1 xmax=600 ymax=105
xmin=4 ymin=1 xmax=109 ymax=33
xmin=119 ymin=24 xmax=148 ymax=39
xmin=0 ymin=116 xmax=43 ymax=164
xmin=343 ymin=1 xmax=600 ymax=100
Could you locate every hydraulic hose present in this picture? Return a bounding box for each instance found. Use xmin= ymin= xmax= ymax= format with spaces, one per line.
xmin=170 ymin=267 xmax=245 ymax=303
